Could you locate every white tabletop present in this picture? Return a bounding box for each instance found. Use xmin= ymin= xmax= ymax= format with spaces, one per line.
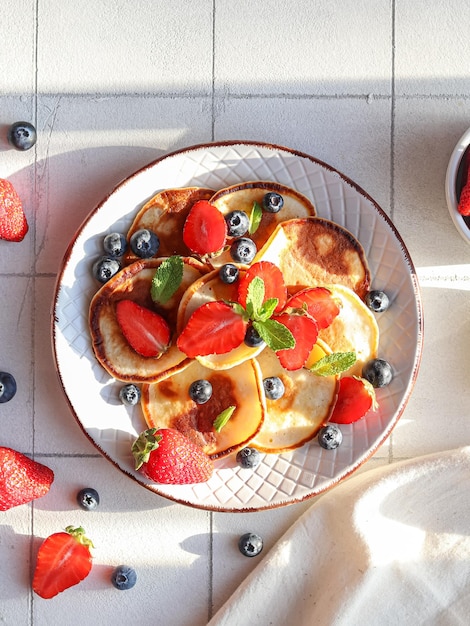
xmin=1 ymin=1 xmax=469 ymax=624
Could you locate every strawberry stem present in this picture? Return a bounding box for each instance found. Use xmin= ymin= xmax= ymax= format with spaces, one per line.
xmin=65 ymin=525 xmax=94 ymax=549
xmin=132 ymin=428 xmax=162 ymax=470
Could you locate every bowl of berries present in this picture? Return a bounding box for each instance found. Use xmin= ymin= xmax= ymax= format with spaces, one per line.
xmin=445 ymin=127 xmax=470 ymax=244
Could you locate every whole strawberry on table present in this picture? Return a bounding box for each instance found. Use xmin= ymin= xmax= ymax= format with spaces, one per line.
xmin=0 ymin=446 xmax=54 ymax=510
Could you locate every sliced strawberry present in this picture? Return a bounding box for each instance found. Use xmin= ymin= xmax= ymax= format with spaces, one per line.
xmin=116 ymin=299 xmax=171 ymax=358
xmin=33 ymin=526 xmax=93 ymax=599
xmin=182 ymin=200 xmax=227 ymax=255
xmin=0 ymin=178 xmax=28 ymax=242
xmin=286 ymin=287 xmax=340 ymax=329
xmin=177 ymin=301 xmax=247 ymax=357
xmin=458 ymin=175 xmax=470 ymax=216
xmin=237 ymin=261 xmax=287 ymax=314
xmin=274 ymin=313 xmax=318 ymax=370
xmin=329 ymin=376 xmax=377 ymax=424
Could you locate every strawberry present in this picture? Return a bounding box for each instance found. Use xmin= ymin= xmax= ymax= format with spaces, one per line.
xmin=0 ymin=178 xmax=28 ymax=242
xmin=177 ymin=301 xmax=247 ymax=357
xmin=182 ymin=200 xmax=227 ymax=255
xmin=329 ymin=376 xmax=378 ymax=424
xmin=115 ymin=299 xmax=171 ymax=358
xmin=33 ymin=526 xmax=93 ymax=599
xmin=237 ymin=261 xmax=287 ymax=314
xmin=458 ymin=176 xmax=470 ymax=216
xmin=286 ymin=287 xmax=340 ymax=329
xmin=0 ymin=447 xmax=54 ymax=511
xmin=274 ymin=313 xmax=319 ymax=370
xmin=132 ymin=428 xmax=214 ymax=484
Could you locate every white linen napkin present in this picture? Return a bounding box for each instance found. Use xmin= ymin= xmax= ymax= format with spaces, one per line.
xmin=209 ymin=447 xmax=470 ymax=626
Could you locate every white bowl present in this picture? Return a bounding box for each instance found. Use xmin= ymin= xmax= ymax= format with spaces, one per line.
xmin=445 ymin=127 xmax=470 ymax=244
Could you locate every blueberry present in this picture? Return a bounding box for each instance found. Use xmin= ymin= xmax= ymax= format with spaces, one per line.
xmin=8 ymin=121 xmax=37 ymax=151
xmin=129 ymin=228 xmax=160 ymax=258
xmin=111 ymin=565 xmax=137 ymax=590
xmin=362 ymin=358 xmax=393 ymax=388
xmin=92 ymin=256 xmax=121 ymax=283
xmin=244 ymin=325 xmax=265 ymax=348
xmin=230 ymin=238 xmax=257 ymax=264
xmin=263 ymin=376 xmax=285 ymax=400
xmin=103 ymin=232 xmax=127 ymax=258
xmin=236 ymin=447 xmax=261 ymax=470
xmin=318 ymin=424 xmax=343 ymax=450
xmin=119 ymin=384 xmax=141 ymax=406
xmin=76 ymin=487 xmax=100 ymax=510
xmin=219 ymin=263 xmax=239 ymax=284
xmin=225 ymin=210 xmax=250 ymax=237
xmin=189 ymin=379 xmax=212 ymax=404
xmin=365 ymin=290 xmax=390 ymax=313
xmin=262 ymin=192 xmax=284 ymax=213
xmin=238 ymin=533 xmax=263 ymax=557
xmin=0 ymin=372 xmax=17 ymax=403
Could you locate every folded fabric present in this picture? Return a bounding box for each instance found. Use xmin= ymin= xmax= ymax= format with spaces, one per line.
xmin=209 ymin=447 xmax=470 ymax=626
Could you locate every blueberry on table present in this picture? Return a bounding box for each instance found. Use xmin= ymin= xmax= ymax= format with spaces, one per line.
xmin=236 ymin=447 xmax=261 ymax=470
xmin=111 ymin=565 xmax=137 ymax=590
xmin=225 ymin=210 xmax=250 ymax=237
xmin=103 ymin=232 xmax=127 ymax=257
xmin=362 ymin=358 xmax=393 ymax=388
xmin=219 ymin=263 xmax=240 ymax=284
xmin=8 ymin=121 xmax=37 ymax=151
xmin=318 ymin=424 xmax=343 ymax=450
xmin=238 ymin=533 xmax=263 ymax=557
xmin=189 ymin=379 xmax=213 ymax=404
xmin=365 ymin=290 xmax=390 ymax=313
xmin=262 ymin=192 xmax=284 ymax=213
xmin=230 ymin=237 xmax=257 ymax=264
xmin=263 ymin=376 xmax=285 ymax=400
xmin=244 ymin=325 xmax=265 ymax=348
xmin=0 ymin=372 xmax=17 ymax=403
xmin=129 ymin=228 xmax=159 ymax=258
xmin=119 ymin=384 xmax=141 ymax=406
xmin=76 ymin=487 xmax=100 ymax=510
xmin=92 ymin=256 xmax=121 ymax=283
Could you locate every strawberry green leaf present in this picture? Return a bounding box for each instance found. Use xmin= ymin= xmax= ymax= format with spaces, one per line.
xmin=309 ymin=352 xmax=356 ymax=376
xmin=213 ymin=406 xmax=236 ymax=432
xmin=151 ymin=256 xmax=184 ymax=304
xmin=253 ymin=319 xmax=295 ymax=351
xmin=249 ymin=201 xmax=263 ymax=234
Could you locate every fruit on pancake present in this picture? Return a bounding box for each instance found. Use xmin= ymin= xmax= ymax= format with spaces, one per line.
xmin=132 ymin=427 xmax=214 ymax=483
xmin=0 ymin=178 xmax=28 ymax=242
xmin=183 ymin=199 xmax=227 ymax=256
xmin=255 ymin=217 xmax=370 ymax=299
xmin=32 ymin=526 xmax=93 ymax=599
xmin=273 ymin=313 xmax=319 ymax=371
xmin=286 ymin=286 xmax=340 ymax=329
xmin=177 ymin=301 xmax=247 ymax=358
xmin=237 ymin=261 xmax=287 ymax=314
xmin=124 ymin=187 xmax=214 ymax=263
xmin=141 ymin=359 xmax=265 ymax=458
xmin=251 ymin=343 xmax=338 ymax=453
xmin=116 ymin=300 xmax=170 ymax=358
xmin=89 ymin=257 xmax=208 ymax=382
xmin=0 ymin=447 xmax=54 ymax=510
xmin=329 ymin=376 xmax=377 ymax=424
xmin=316 ymin=284 xmax=379 ymax=377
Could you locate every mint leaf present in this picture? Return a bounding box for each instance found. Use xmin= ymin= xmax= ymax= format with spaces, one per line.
xmin=151 ymin=256 xmax=184 ymax=304
xmin=246 ymin=276 xmax=265 ymax=317
xmin=213 ymin=406 xmax=236 ymax=432
xmin=249 ymin=201 xmax=263 ymax=234
xmin=309 ymin=352 xmax=356 ymax=376
xmin=253 ymin=319 xmax=295 ymax=351
xmin=257 ymin=298 xmax=279 ymax=322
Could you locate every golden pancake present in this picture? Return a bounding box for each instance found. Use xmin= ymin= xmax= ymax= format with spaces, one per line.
xmin=251 ymin=339 xmax=338 ymax=453
xmin=123 ymin=187 xmax=214 ymax=264
xmin=317 ymin=284 xmax=379 ymax=377
xmin=255 ymin=217 xmax=370 ymax=299
xmin=141 ymin=358 xmax=265 ymax=459
xmin=89 ymin=257 xmax=209 ymax=382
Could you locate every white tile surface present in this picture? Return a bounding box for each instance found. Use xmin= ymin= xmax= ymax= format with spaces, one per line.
xmin=1 ymin=1 xmax=470 ymax=624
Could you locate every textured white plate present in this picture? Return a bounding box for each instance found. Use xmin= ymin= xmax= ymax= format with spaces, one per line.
xmin=52 ymin=141 xmax=423 ymax=512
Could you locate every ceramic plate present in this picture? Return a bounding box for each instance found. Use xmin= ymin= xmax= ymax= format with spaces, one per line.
xmin=52 ymin=141 xmax=423 ymax=512
xmin=445 ymin=126 xmax=470 ymax=245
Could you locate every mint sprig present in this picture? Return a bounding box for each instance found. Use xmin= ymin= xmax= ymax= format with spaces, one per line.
xmin=213 ymin=406 xmax=236 ymax=432
xmin=248 ymin=201 xmax=263 ymax=234
xmin=151 ymin=256 xmax=184 ymax=304
xmin=309 ymin=351 xmax=356 ymax=376
xmin=253 ymin=318 xmax=295 ymax=351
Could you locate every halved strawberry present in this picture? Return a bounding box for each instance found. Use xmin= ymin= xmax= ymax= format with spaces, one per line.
xmin=0 ymin=178 xmax=28 ymax=242
xmin=116 ymin=299 xmax=171 ymax=358
xmin=177 ymin=301 xmax=247 ymax=357
xmin=329 ymin=376 xmax=378 ymax=424
xmin=33 ymin=526 xmax=93 ymax=599
xmin=182 ymin=200 xmax=227 ymax=255
xmin=237 ymin=261 xmax=287 ymax=314
xmin=274 ymin=313 xmax=318 ymax=370
xmin=286 ymin=287 xmax=340 ymax=329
